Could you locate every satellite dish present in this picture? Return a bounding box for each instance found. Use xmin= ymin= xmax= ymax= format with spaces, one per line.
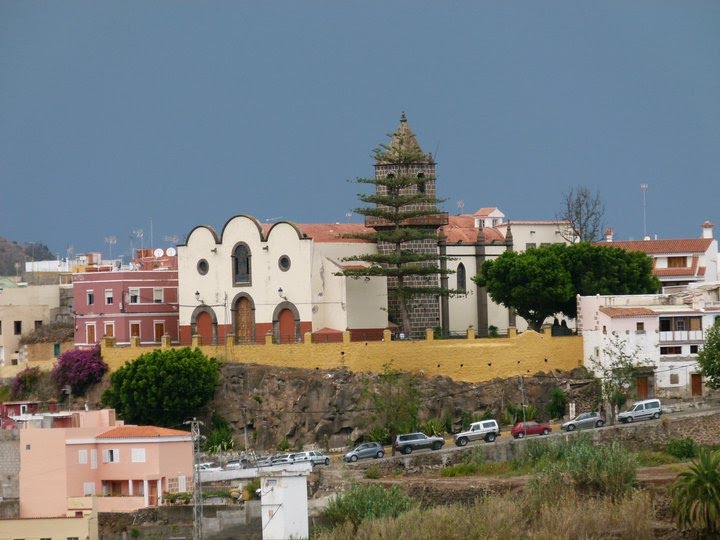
xmin=153 ymin=248 xmax=164 ymax=258
xmin=166 ymin=247 xmax=177 ymax=257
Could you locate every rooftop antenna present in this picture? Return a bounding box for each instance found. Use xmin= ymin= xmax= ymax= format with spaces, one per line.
xmin=104 ymin=236 xmax=117 ymax=259
xmin=345 ymin=212 xmax=353 ymax=223
xmin=640 ymin=183 xmax=649 ymax=239
xmin=457 ymin=200 xmax=465 ymax=215
xmin=163 ymin=235 xmax=179 ymax=245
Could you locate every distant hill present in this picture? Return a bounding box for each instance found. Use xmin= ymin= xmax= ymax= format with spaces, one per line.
xmin=0 ymin=236 xmax=55 ymax=276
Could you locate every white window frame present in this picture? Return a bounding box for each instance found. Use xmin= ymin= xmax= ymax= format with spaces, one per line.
xmin=102 ymin=448 xmax=120 ymax=463
xmin=129 ymin=288 xmax=140 ymax=304
xmin=83 ymin=482 xmax=96 ymax=495
xmin=78 ymin=449 xmax=88 ymax=464
xmin=105 ymin=289 xmax=114 ymax=305
xmin=153 ymin=287 xmax=164 ymax=303
xmin=90 ymin=449 xmax=98 ymax=469
xmin=131 ymin=448 xmax=146 ymax=463
xmin=104 ymin=322 xmax=114 ymax=338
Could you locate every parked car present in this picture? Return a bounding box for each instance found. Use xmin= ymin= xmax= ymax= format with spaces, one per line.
xmin=511 ymin=421 xmax=551 ymax=439
xmin=344 ymin=442 xmax=385 ymax=462
xmin=195 ymin=462 xmax=222 ymax=472
xmin=394 ymin=432 xmax=445 ymax=455
xmin=454 ymin=419 xmax=501 ymax=446
xmin=288 ymin=450 xmax=330 ymax=466
xmin=618 ymin=399 xmax=662 ymax=423
xmin=561 ymin=412 xmax=605 ymax=432
xmin=270 ymin=454 xmax=292 ymax=465
xmin=225 ymin=459 xmax=250 ymax=470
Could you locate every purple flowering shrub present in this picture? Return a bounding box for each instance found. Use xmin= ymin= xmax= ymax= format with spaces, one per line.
xmin=51 ymin=346 xmax=108 ymax=396
xmin=12 ymin=366 xmax=42 ymax=399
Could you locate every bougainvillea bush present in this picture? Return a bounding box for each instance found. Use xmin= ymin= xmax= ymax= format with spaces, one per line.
xmin=12 ymin=366 xmax=42 ymax=399
xmin=51 ymin=346 xmax=108 ymax=396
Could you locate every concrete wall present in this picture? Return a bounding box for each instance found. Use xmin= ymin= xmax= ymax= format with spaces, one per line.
xmin=0 ymin=429 xmax=20 ymax=507
xmin=100 ymin=329 xmax=583 ymax=384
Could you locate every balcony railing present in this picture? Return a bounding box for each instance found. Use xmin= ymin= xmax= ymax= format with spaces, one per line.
xmin=659 ymin=330 xmax=703 ymax=343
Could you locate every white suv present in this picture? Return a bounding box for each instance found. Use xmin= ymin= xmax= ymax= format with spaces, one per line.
xmin=454 ymin=420 xmax=501 ymax=446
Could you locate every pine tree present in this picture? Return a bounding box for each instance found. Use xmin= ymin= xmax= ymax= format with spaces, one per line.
xmin=339 ymin=114 xmax=458 ymax=337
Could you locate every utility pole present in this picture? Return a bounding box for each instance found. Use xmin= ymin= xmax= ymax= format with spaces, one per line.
xmin=186 ymin=418 xmax=204 ymax=540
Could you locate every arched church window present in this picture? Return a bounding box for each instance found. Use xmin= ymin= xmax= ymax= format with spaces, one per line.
xmin=232 ymin=243 xmax=251 ymax=285
xmin=457 ymin=263 xmax=466 ymax=292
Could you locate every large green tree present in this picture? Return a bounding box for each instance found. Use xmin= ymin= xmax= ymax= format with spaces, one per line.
xmin=338 ymin=114 xmax=459 ymax=336
xmin=102 ymin=347 xmax=219 ymax=427
xmin=697 ymin=320 xmax=720 ymax=389
xmin=473 ymin=243 xmax=659 ymax=330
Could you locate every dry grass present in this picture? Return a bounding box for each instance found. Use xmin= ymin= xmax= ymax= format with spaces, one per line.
xmin=313 ymin=488 xmax=656 ymax=539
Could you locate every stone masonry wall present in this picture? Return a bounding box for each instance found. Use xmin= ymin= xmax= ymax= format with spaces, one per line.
xmin=0 ymin=429 xmax=20 ymax=518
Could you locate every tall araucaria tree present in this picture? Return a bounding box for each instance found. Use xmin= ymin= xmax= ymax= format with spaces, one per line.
xmin=337 ymin=113 xmax=460 ymax=337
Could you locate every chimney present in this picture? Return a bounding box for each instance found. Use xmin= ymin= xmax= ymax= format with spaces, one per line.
xmin=604 ymin=227 xmax=614 ymax=242
xmin=702 ymin=220 xmax=714 ymax=239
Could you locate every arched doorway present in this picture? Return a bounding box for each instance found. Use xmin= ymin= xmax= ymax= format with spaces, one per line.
xmin=196 ymin=311 xmax=214 ymax=345
xmin=234 ymin=296 xmax=255 ymax=344
xmin=278 ymin=309 xmax=295 ymax=344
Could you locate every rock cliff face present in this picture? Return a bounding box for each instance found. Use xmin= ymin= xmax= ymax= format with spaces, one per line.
xmin=210 ymin=364 xmax=598 ymax=451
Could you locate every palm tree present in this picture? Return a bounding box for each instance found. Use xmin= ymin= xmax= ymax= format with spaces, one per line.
xmin=671 ymin=448 xmax=720 ymax=535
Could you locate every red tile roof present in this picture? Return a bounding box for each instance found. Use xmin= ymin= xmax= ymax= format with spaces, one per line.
xmin=602 ymin=238 xmax=713 ymax=255
xmin=441 ymin=216 xmax=505 ymax=244
xmin=97 ymin=426 xmax=190 ymax=438
xmin=474 ymin=207 xmax=500 ymax=216
xmin=599 ymin=307 xmax=657 ymax=318
xmin=295 ymin=223 xmax=374 ymax=243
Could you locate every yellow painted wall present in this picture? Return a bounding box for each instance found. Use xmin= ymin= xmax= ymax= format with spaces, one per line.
xmin=100 ymin=330 xmax=583 ymax=384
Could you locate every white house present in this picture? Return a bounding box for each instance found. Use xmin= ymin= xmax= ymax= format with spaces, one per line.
xmin=578 ymin=283 xmax=720 ymax=400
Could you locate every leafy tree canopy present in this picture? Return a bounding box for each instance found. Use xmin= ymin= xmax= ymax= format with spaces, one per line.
xmin=102 ymin=347 xmax=219 ymax=427
xmin=473 ymin=243 xmax=659 ymax=329
xmin=697 ymin=320 xmax=720 ymax=389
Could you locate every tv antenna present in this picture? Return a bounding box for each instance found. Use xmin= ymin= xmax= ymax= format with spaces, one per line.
xmin=345 ymin=212 xmax=353 ymax=222
xmin=104 ymin=236 xmax=117 ymax=259
xmin=640 ymin=183 xmax=649 ymax=239
xmin=163 ymin=235 xmax=179 ymax=245
xmin=456 ymin=200 xmax=465 ymax=214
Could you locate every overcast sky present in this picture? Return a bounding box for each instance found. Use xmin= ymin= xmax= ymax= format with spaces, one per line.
xmin=1 ymin=1 xmax=718 ymax=260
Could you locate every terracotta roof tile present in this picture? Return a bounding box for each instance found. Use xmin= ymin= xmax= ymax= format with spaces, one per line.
xmin=440 ymin=216 xmax=505 ymax=244
xmin=295 ymin=224 xmax=374 ymax=243
xmin=97 ymin=426 xmax=190 ymax=438
xmin=474 ymin=207 xmax=500 ymax=216
xmin=599 ymin=307 xmax=657 ymax=318
xmin=601 ymin=238 xmax=713 ymax=255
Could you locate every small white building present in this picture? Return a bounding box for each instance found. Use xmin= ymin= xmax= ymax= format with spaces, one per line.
xmin=578 ymin=283 xmax=720 ymax=400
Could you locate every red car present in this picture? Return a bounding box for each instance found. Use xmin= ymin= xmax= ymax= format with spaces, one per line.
xmin=511 ymin=421 xmax=552 ymax=439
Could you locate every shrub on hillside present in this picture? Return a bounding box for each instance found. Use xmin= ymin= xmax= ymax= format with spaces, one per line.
xmin=51 ymin=346 xmax=107 ymax=396
xmin=665 ymin=437 xmax=698 ymax=460
xmin=323 ymin=483 xmax=412 ymax=533
xmin=12 ymin=366 xmax=42 ymax=399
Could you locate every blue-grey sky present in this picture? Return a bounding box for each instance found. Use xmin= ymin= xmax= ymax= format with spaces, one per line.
xmin=1 ymin=2 xmax=718 ymax=260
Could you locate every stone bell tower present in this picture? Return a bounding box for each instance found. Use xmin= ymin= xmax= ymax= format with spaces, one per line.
xmin=369 ymin=113 xmax=448 ymax=338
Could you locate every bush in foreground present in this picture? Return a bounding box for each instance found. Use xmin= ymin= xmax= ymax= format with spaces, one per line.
xmin=322 ymin=483 xmax=411 ymax=533
xmin=671 ymin=448 xmax=720 ymax=535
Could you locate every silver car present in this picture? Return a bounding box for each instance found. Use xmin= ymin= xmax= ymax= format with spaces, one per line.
xmin=344 ymin=442 xmax=385 ymax=462
xmin=561 ymin=411 xmax=605 ymax=432
xmin=288 ymin=450 xmax=330 ymax=466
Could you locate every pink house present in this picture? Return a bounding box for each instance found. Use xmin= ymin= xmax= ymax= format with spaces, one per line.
xmin=72 ymin=249 xmax=180 ymax=346
xmin=19 ymin=409 xmax=193 ymax=518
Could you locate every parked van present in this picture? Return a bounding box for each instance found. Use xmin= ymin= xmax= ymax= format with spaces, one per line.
xmin=617 ymin=399 xmax=662 ymax=423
